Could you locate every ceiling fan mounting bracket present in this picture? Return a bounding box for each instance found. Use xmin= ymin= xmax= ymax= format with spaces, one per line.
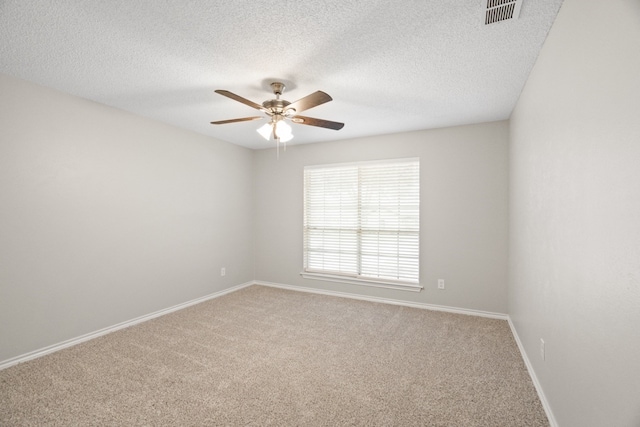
xmin=270 ymin=81 xmax=285 ymax=97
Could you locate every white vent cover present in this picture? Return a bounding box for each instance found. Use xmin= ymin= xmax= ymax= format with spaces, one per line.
xmin=484 ymin=0 xmax=523 ymax=25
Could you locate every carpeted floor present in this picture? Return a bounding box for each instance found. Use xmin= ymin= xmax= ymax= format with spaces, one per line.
xmin=0 ymin=285 xmax=548 ymax=426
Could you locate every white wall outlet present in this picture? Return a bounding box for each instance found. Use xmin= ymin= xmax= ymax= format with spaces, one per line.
xmin=540 ymin=338 xmax=545 ymax=361
xmin=221 ymin=267 xmax=226 ymax=277
xmin=438 ymin=279 xmax=445 ymax=289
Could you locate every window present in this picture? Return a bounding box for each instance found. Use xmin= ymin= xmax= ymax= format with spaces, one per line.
xmin=302 ymin=158 xmax=421 ymax=291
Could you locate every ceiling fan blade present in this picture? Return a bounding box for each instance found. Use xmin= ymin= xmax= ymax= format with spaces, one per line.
xmin=210 ymin=116 xmax=263 ymax=125
xmin=291 ymin=115 xmax=344 ymax=130
xmin=215 ymin=90 xmax=264 ymax=110
xmin=285 ymin=91 xmax=332 ymax=114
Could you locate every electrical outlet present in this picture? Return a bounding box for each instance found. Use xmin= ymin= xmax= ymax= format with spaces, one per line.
xmin=438 ymin=279 xmax=445 ymax=290
xmin=540 ymin=338 xmax=545 ymax=361
xmin=221 ymin=267 xmax=226 ymax=277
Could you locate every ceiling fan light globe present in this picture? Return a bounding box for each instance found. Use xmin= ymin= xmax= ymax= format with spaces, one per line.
xmin=276 ymin=120 xmax=292 ymax=135
xmin=257 ymin=123 xmax=272 ymax=140
xmin=275 ymin=120 xmax=293 ymax=142
xmin=279 ymin=133 xmax=294 ymax=143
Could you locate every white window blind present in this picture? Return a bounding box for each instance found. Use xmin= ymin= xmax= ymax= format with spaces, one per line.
xmin=303 ymin=158 xmax=420 ymax=290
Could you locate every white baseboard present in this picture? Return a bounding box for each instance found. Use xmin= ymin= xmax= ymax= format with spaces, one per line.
xmin=507 ymin=317 xmax=558 ymax=427
xmin=254 ymin=280 xmax=508 ymax=320
xmin=0 ymin=281 xmax=254 ymax=371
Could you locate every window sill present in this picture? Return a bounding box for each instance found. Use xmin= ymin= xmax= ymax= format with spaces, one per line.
xmin=300 ymin=272 xmax=423 ymax=292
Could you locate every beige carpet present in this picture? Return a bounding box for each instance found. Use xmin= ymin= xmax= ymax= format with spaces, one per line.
xmin=0 ymin=285 xmax=548 ymax=426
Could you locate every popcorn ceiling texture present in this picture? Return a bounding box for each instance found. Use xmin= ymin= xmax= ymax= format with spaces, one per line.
xmin=0 ymin=286 xmax=548 ymax=426
xmin=0 ymin=0 xmax=563 ymax=148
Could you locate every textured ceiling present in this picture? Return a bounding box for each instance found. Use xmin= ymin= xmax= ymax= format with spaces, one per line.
xmin=0 ymin=0 xmax=563 ymax=149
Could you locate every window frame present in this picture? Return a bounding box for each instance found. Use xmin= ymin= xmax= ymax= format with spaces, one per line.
xmin=301 ymin=158 xmax=422 ymax=292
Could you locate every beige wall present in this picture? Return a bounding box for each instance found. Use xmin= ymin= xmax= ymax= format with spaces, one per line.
xmin=254 ymin=122 xmax=509 ymax=314
xmin=1 ymin=78 xmax=510 ymax=365
xmin=0 ymin=74 xmax=254 ymax=363
xmin=509 ymin=0 xmax=640 ymax=425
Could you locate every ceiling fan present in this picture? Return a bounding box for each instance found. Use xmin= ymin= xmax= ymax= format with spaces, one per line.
xmin=210 ymin=82 xmax=344 ymax=149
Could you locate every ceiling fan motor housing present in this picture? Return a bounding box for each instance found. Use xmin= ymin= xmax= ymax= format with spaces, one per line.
xmin=263 ymin=82 xmax=294 ymax=116
xmin=262 ymin=98 xmax=292 ymax=116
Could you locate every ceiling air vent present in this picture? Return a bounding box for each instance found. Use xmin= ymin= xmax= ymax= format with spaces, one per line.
xmin=484 ymin=0 xmax=523 ymax=25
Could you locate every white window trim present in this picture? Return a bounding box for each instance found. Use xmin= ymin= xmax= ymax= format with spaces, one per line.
xmin=303 ymin=157 xmax=421 ymax=292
